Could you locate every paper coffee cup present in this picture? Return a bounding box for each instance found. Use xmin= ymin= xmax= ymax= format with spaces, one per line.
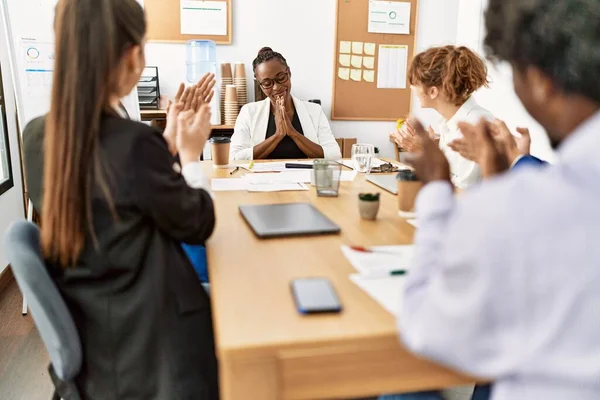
xmin=234 ymin=62 xmax=246 ymax=78
xmin=221 ymin=63 xmax=233 ymax=79
xmin=210 ymin=136 xmax=231 ymax=168
xmin=396 ymin=169 xmax=423 ymax=216
xmin=225 ymin=85 xmax=238 ymax=102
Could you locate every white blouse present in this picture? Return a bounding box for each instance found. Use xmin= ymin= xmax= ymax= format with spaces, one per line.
xmin=433 ymin=96 xmax=494 ymax=189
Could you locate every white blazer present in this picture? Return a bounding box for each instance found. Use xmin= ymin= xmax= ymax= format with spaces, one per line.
xmin=230 ymin=97 xmax=342 ymax=160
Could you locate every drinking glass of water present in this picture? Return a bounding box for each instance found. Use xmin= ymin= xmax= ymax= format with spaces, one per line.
xmin=351 ymin=144 xmax=375 ymax=173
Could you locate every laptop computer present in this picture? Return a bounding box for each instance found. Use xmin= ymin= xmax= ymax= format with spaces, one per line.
xmin=239 ymin=203 xmax=341 ymax=238
xmin=366 ymin=174 xmax=398 ymax=195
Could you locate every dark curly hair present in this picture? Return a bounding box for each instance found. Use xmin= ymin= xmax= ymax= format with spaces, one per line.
xmin=484 ymin=0 xmax=600 ymax=103
xmin=252 ymin=47 xmax=288 ymax=73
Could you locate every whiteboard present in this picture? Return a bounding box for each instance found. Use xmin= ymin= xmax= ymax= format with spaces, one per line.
xmin=0 ymin=0 xmax=140 ymax=131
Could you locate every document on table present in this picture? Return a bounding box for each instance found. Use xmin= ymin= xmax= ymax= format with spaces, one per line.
xmin=211 ymin=178 xmax=248 ymax=192
xmin=341 ymin=245 xmax=415 ymax=277
xmin=180 ymin=0 xmax=227 ymax=35
xmin=242 ymin=170 xmax=358 ymax=184
xmin=239 ymin=161 xmax=313 ymax=172
xmin=350 ymin=274 xmax=404 ymax=316
xmin=247 ymin=183 xmax=309 ymax=192
xmin=377 ymin=45 xmax=408 ymax=89
xmin=211 ymin=178 xmax=309 ymax=192
xmin=242 ymin=170 xmax=311 ymax=184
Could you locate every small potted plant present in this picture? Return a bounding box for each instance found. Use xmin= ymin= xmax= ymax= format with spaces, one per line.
xmin=358 ymin=193 xmax=381 ymax=220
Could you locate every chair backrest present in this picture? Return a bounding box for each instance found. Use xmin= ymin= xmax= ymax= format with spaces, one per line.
xmin=3 ymin=221 xmax=82 ymax=381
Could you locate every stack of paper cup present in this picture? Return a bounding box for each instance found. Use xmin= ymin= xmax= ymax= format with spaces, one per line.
xmin=234 ymin=62 xmax=247 ymax=110
xmin=224 ymin=84 xmax=239 ymax=126
xmin=220 ymin=63 xmax=233 ymax=125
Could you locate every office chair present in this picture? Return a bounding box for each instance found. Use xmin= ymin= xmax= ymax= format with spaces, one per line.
xmin=4 ymin=221 xmax=82 ymax=400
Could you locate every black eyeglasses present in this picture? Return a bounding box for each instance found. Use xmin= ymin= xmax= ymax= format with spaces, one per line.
xmin=257 ymin=71 xmax=289 ymax=89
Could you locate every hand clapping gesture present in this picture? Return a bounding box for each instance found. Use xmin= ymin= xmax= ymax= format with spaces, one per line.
xmin=163 ymin=73 xmax=215 ymax=155
xmin=449 ymin=119 xmax=531 ymax=178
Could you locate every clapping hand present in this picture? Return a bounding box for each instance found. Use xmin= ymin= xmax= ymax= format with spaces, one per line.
xmin=449 ymin=119 xmax=530 ymax=177
xmin=391 ymin=121 xmax=424 ymax=152
xmin=176 ymin=104 xmax=212 ymax=165
xmin=453 ymin=119 xmax=510 ymax=178
xmin=163 ymin=73 xmax=215 ymax=155
xmin=402 ymin=117 xmax=451 ymax=185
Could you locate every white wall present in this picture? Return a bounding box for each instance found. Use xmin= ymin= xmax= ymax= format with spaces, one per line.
xmin=0 ymin=2 xmax=25 ymax=273
xmin=145 ymin=0 xmax=461 ymax=158
xmin=456 ymin=0 xmax=555 ymax=162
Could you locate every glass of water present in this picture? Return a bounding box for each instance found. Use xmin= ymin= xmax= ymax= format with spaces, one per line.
xmin=351 ymin=144 xmax=375 ymax=173
xmin=313 ymin=160 xmax=342 ymax=197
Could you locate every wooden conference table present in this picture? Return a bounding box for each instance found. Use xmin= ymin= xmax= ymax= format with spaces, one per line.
xmin=204 ymin=160 xmax=475 ymax=400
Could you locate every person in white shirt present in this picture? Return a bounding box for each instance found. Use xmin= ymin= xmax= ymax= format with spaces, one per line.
xmin=398 ymin=0 xmax=600 ymax=399
xmin=230 ymin=47 xmax=341 ymax=161
xmin=392 ymin=45 xmax=493 ymax=189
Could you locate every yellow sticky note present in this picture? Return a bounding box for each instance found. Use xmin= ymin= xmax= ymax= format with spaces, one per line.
xmin=363 ymin=70 xmax=375 ymax=83
xmin=339 ymin=54 xmax=351 ymax=67
xmin=350 ymin=69 xmax=362 ymax=82
xmin=351 ymin=55 xmax=363 ymax=69
xmin=364 ymin=43 xmax=376 ymax=56
xmin=352 ymin=42 xmax=364 ymax=55
xmin=340 ymin=41 xmax=351 ymax=54
xmin=338 ymin=68 xmax=350 ymax=80
xmin=363 ymin=56 xmax=375 ymax=69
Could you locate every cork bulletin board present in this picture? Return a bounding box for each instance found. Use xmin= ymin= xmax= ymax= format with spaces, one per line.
xmin=144 ymin=0 xmax=232 ymax=44
xmin=331 ymin=0 xmax=419 ymax=121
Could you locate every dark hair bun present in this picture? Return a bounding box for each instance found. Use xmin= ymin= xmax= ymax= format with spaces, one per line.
xmin=258 ymin=47 xmax=273 ymax=56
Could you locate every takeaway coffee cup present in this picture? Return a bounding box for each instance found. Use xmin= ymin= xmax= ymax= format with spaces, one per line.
xmin=396 ymin=169 xmax=423 ymax=217
xmin=210 ymin=137 xmax=231 ymax=168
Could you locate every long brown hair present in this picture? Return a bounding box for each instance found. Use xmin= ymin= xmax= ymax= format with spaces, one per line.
xmin=408 ymin=45 xmax=489 ymax=106
xmin=42 ymin=0 xmax=146 ymax=267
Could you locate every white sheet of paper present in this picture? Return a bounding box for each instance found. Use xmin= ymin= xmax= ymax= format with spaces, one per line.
xmin=338 ymin=68 xmax=350 ymax=80
xmin=242 ymin=170 xmax=311 ymax=184
xmin=350 ymin=69 xmax=362 ymax=82
xmin=363 ymin=56 xmax=375 ymax=69
xmin=340 ymin=41 xmax=352 ymax=54
xmin=350 ymin=274 xmax=405 ymax=316
xmin=180 ymin=0 xmax=227 ymax=35
xmin=364 ymin=43 xmax=377 ymax=56
xmin=247 ymin=183 xmax=309 ymax=192
xmin=342 ymin=245 xmax=415 ymax=277
xmin=239 ymin=161 xmax=313 ymax=172
xmin=363 ymin=70 xmax=376 ymax=83
xmin=211 ymin=178 xmax=248 ymax=192
xmin=368 ymin=0 xmax=411 ymax=35
xmin=239 ymin=162 xmax=287 ymax=172
xmin=242 ymin=170 xmax=357 ymax=184
xmin=351 ymin=55 xmax=363 ymax=68
xmin=339 ymin=54 xmax=351 ymax=67
xmin=377 ymin=45 xmax=408 ymax=89
xmin=352 ymin=42 xmax=364 ymax=55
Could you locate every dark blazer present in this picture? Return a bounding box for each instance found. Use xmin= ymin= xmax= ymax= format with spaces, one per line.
xmin=23 ymin=115 xmax=219 ymax=400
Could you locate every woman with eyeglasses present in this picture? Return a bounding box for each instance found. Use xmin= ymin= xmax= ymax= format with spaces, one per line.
xmin=230 ymin=47 xmax=341 ymax=160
